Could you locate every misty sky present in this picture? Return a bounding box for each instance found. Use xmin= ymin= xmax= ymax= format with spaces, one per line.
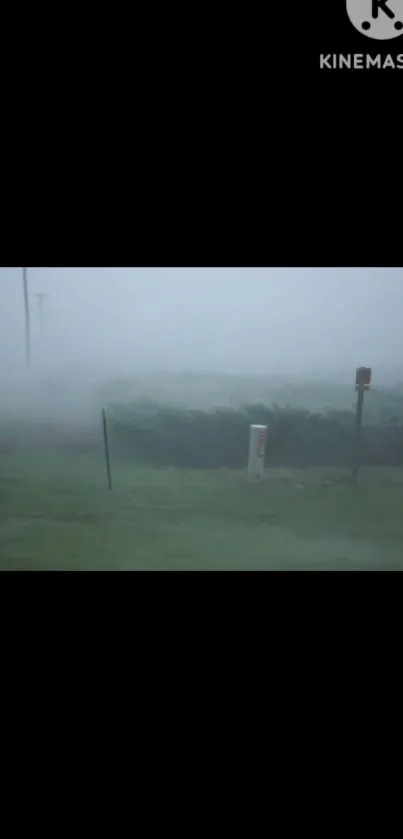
xmin=1 ymin=267 xmax=402 ymax=380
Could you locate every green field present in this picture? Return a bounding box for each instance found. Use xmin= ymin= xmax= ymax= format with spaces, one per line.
xmin=1 ymin=453 xmax=403 ymax=570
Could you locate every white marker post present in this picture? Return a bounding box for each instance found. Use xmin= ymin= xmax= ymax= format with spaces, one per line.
xmin=248 ymin=424 xmax=267 ymax=480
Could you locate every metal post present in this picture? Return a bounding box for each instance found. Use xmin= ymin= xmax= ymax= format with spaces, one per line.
xmin=352 ymin=386 xmax=365 ymax=483
xmin=22 ymin=267 xmax=31 ymax=369
xmin=102 ymin=408 xmax=113 ymax=490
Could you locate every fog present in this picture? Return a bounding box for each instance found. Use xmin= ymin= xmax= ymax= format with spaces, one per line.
xmin=1 ymin=266 xmax=403 ymax=384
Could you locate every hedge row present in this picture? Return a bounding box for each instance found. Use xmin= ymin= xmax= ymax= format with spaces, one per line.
xmin=107 ymin=402 xmax=403 ymax=468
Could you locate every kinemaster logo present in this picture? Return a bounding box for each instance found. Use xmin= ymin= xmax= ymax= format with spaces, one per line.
xmin=320 ymin=0 xmax=403 ymax=70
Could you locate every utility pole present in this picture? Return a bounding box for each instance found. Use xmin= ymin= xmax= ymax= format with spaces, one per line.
xmin=22 ymin=267 xmax=31 ymax=369
xmin=35 ymin=292 xmax=49 ymax=335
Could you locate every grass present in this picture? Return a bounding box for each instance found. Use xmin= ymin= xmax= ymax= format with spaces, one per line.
xmin=1 ymin=454 xmax=403 ymax=570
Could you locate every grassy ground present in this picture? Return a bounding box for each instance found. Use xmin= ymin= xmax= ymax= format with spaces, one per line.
xmin=1 ymin=454 xmax=403 ymax=570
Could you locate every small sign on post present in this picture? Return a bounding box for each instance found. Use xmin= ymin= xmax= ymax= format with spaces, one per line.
xmin=355 ymin=366 xmax=372 ymax=392
xmin=352 ymin=367 xmax=372 ymax=483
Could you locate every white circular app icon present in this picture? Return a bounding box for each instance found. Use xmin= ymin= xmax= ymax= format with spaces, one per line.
xmin=346 ymin=0 xmax=403 ymax=39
